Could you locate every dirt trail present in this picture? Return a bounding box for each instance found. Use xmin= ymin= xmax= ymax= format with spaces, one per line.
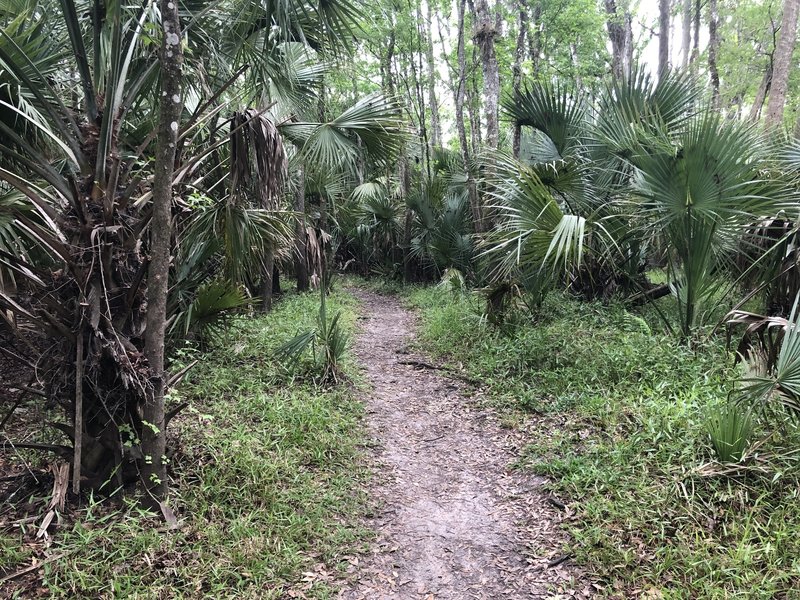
xmin=339 ymin=290 xmax=583 ymax=600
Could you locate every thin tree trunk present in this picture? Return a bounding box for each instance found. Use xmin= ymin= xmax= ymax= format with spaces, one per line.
xmin=529 ymin=3 xmax=542 ymax=75
xmin=468 ymin=44 xmax=482 ymax=156
xmin=413 ymin=1 xmax=431 ymax=177
xmin=382 ymin=30 xmax=396 ymax=97
xmin=604 ymin=0 xmax=633 ymax=79
xmin=260 ymin=253 xmax=274 ymax=311
xmin=766 ymin=0 xmax=800 ymax=127
xmin=142 ymin=0 xmax=183 ymax=505
xmin=750 ymin=66 xmax=774 ymax=121
xmin=691 ymin=0 xmax=700 ymax=67
xmin=401 ymin=155 xmax=414 ymax=282
xmin=681 ymin=0 xmax=691 ymax=67
xmin=512 ymin=0 xmax=529 ymax=158
xmin=570 ymin=43 xmax=583 ymax=88
xmin=425 ymin=0 xmax=441 ymax=148
xmin=471 ymin=0 xmax=500 ymax=150
xmin=708 ymin=0 xmax=721 ymax=109
xmin=658 ymin=0 xmax=670 ymax=79
xmin=456 ymin=0 xmax=482 ymax=232
xmin=294 ymin=165 xmax=309 ymax=292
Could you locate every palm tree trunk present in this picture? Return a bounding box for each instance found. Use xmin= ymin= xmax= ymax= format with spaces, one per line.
xmin=766 ymin=0 xmax=800 ymax=127
xmin=142 ymin=0 xmax=183 ymax=505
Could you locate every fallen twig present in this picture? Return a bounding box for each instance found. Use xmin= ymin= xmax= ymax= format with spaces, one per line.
xmin=547 ymin=554 xmax=573 ymax=569
xmin=397 ymin=360 xmax=481 ymax=386
xmin=0 ymin=553 xmax=70 ymax=584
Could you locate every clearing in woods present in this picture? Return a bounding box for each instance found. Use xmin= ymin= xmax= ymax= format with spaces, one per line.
xmin=339 ymin=289 xmax=585 ymax=599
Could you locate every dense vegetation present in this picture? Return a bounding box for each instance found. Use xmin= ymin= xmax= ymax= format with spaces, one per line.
xmin=4 ymin=0 xmax=800 ymax=596
xmin=2 ymin=289 xmax=368 ymax=598
xmin=408 ymin=285 xmax=800 ymax=597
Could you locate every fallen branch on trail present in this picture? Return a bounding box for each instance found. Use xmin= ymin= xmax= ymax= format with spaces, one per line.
xmin=396 ymin=359 xmax=481 ymax=386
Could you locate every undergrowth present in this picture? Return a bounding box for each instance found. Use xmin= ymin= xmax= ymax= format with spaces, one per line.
xmin=406 ymin=285 xmax=800 ymax=599
xmin=4 ymin=289 xmax=368 ymax=599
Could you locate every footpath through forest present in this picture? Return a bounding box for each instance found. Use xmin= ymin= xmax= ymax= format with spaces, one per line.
xmin=338 ymin=290 xmax=585 ymax=599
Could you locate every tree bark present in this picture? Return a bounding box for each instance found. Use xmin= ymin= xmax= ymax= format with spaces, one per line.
xmin=425 ymin=0 xmax=442 ymax=148
xmin=294 ymin=165 xmax=309 ymax=292
xmin=708 ymin=0 xmax=721 ymax=109
xmin=658 ymin=0 xmax=670 ymax=79
xmin=260 ymin=253 xmax=274 ymax=311
xmin=766 ymin=0 xmax=800 ymax=127
xmin=529 ymin=3 xmax=542 ymax=75
xmin=401 ymin=155 xmax=414 ymax=282
xmin=456 ymin=0 xmax=482 ymax=232
xmin=750 ymin=65 xmax=774 ymax=121
xmin=604 ymin=0 xmax=633 ymax=79
xmin=142 ymin=0 xmax=183 ymax=505
xmin=471 ymin=0 xmax=501 ymax=150
xmin=681 ymin=0 xmax=691 ymax=67
xmin=512 ymin=0 xmax=529 ymax=158
xmin=691 ymin=0 xmax=700 ymax=67
xmin=467 ymin=61 xmax=482 ymax=156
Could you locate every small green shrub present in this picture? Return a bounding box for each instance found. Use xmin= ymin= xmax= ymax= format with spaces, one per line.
xmin=277 ymin=286 xmax=350 ymax=382
xmin=706 ymin=402 xmax=754 ymax=463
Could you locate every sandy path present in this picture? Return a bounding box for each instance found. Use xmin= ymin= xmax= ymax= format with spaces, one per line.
xmin=339 ymin=290 xmax=584 ymax=600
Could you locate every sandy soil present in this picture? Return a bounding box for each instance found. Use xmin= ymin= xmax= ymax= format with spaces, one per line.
xmin=338 ymin=289 xmax=588 ymax=600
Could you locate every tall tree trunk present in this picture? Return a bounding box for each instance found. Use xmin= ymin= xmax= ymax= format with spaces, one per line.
xmin=468 ymin=44 xmax=482 ymax=156
xmin=381 ymin=30 xmax=396 ymax=97
xmin=142 ymin=0 xmax=183 ymax=505
xmin=750 ymin=64 xmax=774 ymax=121
xmin=604 ymin=0 xmax=633 ymax=79
xmin=529 ymin=3 xmax=542 ymax=75
xmin=691 ymin=0 xmax=700 ymax=68
xmin=412 ymin=1 xmax=431 ymax=177
xmin=766 ymin=0 xmax=800 ymax=127
xmin=681 ymin=0 xmax=692 ymax=67
xmin=471 ymin=0 xmax=501 ymax=150
xmin=456 ymin=0 xmax=482 ymax=232
xmin=425 ymin=0 xmax=442 ymax=148
xmin=708 ymin=0 xmax=721 ymax=109
xmin=401 ymin=155 xmax=414 ymax=282
xmin=294 ymin=165 xmax=309 ymax=292
xmin=512 ymin=0 xmax=529 ymax=158
xmin=260 ymin=254 xmax=274 ymax=311
xmin=658 ymin=0 xmax=670 ymax=79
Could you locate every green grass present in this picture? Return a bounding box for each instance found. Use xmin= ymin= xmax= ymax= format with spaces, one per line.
xmin=4 ymin=289 xmax=368 ymax=599
xmin=405 ymin=285 xmax=800 ymax=598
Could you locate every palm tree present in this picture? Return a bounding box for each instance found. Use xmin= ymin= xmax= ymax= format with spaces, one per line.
xmin=0 ymin=0 xmax=401 ymax=501
xmin=490 ymin=67 xmax=793 ymax=336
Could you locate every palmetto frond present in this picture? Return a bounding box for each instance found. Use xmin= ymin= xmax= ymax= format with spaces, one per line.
xmin=483 ymin=152 xmax=594 ymax=282
xmin=182 ymin=201 xmax=294 ymax=285
xmin=629 ymin=113 xmax=788 ymax=332
xmin=281 ymin=94 xmax=404 ymax=170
